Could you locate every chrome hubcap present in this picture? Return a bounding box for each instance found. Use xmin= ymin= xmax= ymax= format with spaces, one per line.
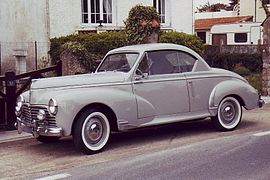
xmin=85 ymin=118 xmax=103 ymax=144
xmin=220 ymin=101 xmax=237 ymax=124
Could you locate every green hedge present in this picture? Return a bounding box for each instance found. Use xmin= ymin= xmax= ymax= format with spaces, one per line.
xmin=49 ymin=31 xmax=204 ymax=71
xmin=204 ymin=52 xmax=262 ymax=73
xmin=159 ymin=32 xmax=204 ymax=55
xmin=49 ymin=31 xmax=127 ymax=66
xmin=204 ymin=52 xmax=262 ymax=92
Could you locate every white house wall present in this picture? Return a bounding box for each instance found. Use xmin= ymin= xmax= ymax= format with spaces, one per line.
xmin=0 ymin=0 xmax=193 ymax=73
xmin=240 ymin=0 xmax=266 ymax=22
xmin=49 ymin=0 xmax=81 ymax=38
xmin=0 ymin=0 xmax=49 ymax=73
xmin=171 ymin=0 xmax=193 ymax=34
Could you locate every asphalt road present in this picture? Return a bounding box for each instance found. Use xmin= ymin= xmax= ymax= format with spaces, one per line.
xmin=1 ymin=104 xmax=270 ymax=180
xmin=33 ymin=131 xmax=270 ymax=180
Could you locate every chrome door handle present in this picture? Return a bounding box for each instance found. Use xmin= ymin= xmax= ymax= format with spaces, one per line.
xmin=134 ymin=81 xmax=143 ymax=84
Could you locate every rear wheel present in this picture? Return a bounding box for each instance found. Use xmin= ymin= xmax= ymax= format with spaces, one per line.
xmin=36 ymin=135 xmax=60 ymax=143
xmin=73 ymin=108 xmax=110 ymax=155
xmin=212 ymin=97 xmax=242 ymax=131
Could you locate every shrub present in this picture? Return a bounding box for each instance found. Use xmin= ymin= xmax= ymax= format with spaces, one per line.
xmin=204 ymin=52 xmax=262 ymax=73
xmin=49 ymin=31 xmax=127 ymax=66
xmin=233 ymin=65 xmax=251 ymax=76
xmin=50 ymin=30 xmax=205 ymax=72
xmin=246 ymin=73 xmax=262 ymax=92
xmin=125 ymin=5 xmax=160 ymax=44
xmin=159 ymin=32 xmax=204 ymax=55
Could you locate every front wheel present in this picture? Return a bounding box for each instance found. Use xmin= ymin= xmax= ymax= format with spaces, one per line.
xmin=73 ymin=108 xmax=111 ymax=155
xmin=212 ymin=97 xmax=242 ymax=131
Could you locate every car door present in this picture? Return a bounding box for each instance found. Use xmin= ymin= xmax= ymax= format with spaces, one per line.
xmin=132 ymin=50 xmax=190 ymax=119
xmin=179 ymin=51 xmax=223 ymax=113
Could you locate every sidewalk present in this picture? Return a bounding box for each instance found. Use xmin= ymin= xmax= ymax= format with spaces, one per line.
xmin=1 ymin=96 xmax=270 ymax=144
xmin=0 ymin=130 xmax=32 ymax=144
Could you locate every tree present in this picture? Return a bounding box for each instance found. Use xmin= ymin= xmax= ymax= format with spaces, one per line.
xmin=261 ymin=0 xmax=270 ymax=17
xmin=197 ymin=2 xmax=229 ymax=12
xmin=227 ymin=0 xmax=238 ymax=10
xmin=124 ymin=5 xmax=160 ymax=44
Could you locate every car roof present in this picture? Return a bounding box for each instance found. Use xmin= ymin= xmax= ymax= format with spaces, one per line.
xmin=108 ymin=43 xmax=195 ymax=54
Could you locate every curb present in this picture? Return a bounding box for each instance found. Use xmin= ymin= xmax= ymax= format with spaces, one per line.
xmin=0 ymin=130 xmax=32 ymax=144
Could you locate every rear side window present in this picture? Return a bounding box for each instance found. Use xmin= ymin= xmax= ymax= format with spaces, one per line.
xmin=177 ymin=51 xmax=197 ymax=72
xmin=136 ymin=50 xmax=197 ymax=75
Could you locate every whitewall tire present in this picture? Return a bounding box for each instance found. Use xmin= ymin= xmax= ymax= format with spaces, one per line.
xmin=212 ymin=97 xmax=242 ymax=131
xmin=73 ymin=108 xmax=110 ymax=155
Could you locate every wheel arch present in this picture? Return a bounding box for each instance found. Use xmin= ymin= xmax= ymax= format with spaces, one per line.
xmin=71 ymin=103 xmax=118 ymax=135
xmin=208 ymin=79 xmax=257 ymax=116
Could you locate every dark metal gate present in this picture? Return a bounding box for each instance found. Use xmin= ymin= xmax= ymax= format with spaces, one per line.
xmin=0 ymin=61 xmax=62 ymax=130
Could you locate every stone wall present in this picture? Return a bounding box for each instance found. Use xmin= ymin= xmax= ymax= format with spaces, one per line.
xmin=60 ymin=50 xmax=88 ymax=76
xmin=204 ymin=45 xmax=260 ymax=55
xmin=262 ymin=16 xmax=270 ymax=96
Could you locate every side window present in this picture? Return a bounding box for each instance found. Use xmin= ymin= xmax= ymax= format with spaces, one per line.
xmin=177 ymin=51 xmax=197 ymax=72
xmin=234 ymin=33 xmax=248 ymax=43
xmin=147 ymin=51 xmax=178 ymax=75
xmin=136 ymin=55 xmax=150 ymax=75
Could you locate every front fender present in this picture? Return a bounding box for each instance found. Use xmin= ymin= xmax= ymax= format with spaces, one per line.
xmin=209 ymin=79 xmax=259 ymax=116
xmin=34 ymin=86 xmax=137 ymax=136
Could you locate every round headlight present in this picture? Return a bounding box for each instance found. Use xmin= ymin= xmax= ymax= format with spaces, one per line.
xmin=15 ymin=95 xmax=25 ymax=113
xmin=48 ymin=98 xmax=58 ymax=115
xmin=37 ymin=109 xmax=46 ymax=121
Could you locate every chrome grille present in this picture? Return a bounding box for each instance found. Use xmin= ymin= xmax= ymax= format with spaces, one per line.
xmin=21 ymin=104 xmax=56 ymax=126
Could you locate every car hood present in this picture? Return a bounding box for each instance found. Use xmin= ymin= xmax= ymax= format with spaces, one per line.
xmin=31 ymin=72 xmax=127 ymax=90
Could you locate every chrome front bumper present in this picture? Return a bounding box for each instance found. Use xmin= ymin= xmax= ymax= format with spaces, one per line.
xmin=15 ymin=117 xmax=63 ymax=138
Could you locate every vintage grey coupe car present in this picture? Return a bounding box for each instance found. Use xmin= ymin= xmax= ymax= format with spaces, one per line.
xmin=15 ymin=43 xmax=264 ymax=154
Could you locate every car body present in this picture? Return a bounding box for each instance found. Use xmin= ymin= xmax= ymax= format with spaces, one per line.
xmin=15 ymin=43 xmax=264 ymax=154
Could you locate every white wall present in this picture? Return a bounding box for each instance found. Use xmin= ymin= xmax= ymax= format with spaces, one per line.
xmin=0 ymin=0 xmax=48 ymax=42
xmin=0 ymin=0 xmax=50 ymax=73
xmin=0 ymin=0 xmax=194 ymax=73
xmin=171 ymin=0 xmax=193 ymax=34
xmin=77 ymin=0 xmax=193 ymax=34
xmin=210 ymin=22 xmax=262 ymax=45
xmin=240 ymin=0 xmax=266 ymax=22
xmin=49 ymin=0 xmax=82 ymax=38
xmin=195 ymin=11 xmax=237 ymax=20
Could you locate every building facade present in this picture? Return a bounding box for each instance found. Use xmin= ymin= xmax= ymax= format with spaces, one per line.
xmin=239 ymin=0 xmax=269 ymax=22
xmin=0 ymin=0 xmax=194 ymax=74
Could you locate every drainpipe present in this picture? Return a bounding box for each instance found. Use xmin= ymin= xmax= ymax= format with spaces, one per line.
xmin=255 ymin=0 xmax=257 ymax=22
xmin=192 ymin=0 xmax=194 ymax=34
xmin=0 ymin=42 xmax=1 ymax=75
xmin=45 ymin=0 xmax=51 ymax=63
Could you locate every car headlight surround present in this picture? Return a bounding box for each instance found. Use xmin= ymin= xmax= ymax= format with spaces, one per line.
xmin=48 ymin=98 xmax=58 ymax=115
xmin=15 ymin=95 xmax=25 ymax=114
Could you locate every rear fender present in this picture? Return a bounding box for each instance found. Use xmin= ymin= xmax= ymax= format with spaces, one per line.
xmin=209 ymin=79 xmax=259 ymax=116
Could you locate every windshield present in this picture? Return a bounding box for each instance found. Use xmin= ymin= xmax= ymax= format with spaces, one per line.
xmin=97 ymin=53 xmax=139 ymax=73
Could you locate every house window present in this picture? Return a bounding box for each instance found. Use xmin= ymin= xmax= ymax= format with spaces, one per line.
xmin=82 ymin=0 xmax=112 ymax=24
xmin=197 ymin=32 xmax=206 ymax=44
xmin=234 ymin=33 xmax=248 ymax=43
xmin=153 ymin=0 xmax=165 ymax=23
